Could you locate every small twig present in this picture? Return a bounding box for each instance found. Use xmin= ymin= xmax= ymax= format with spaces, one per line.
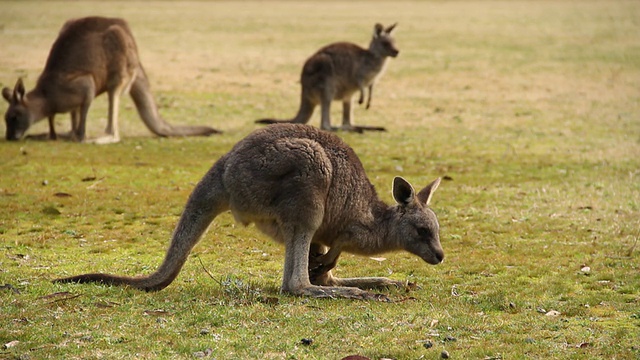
xmin=198 ymin=257 xmax=217 ymax=282
xmin=626 ymin=237 xmax=638 ymax=257
xmin=86 ymin=178 xmax=105 ymax=189
xmin=37 ymin=291 xmax=72 ymax=300
xmin=48 ymin=294 xmax=82 ymax=304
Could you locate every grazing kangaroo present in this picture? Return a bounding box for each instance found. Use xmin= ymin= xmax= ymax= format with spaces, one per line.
xmin=55 ymin=124 xmax=443 ymax=300
xmin=256 ymin=23 xmax=399 ymax=133
xmin=2 ymin=16 xmax=220 ymax=143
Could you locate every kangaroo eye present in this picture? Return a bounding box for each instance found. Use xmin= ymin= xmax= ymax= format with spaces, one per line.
xmin=417 ymin=227 xmax=431 ymax=238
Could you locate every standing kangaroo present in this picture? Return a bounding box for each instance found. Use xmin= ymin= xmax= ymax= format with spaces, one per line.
xmin=2 ymin=16 xmax=220 ymax=143
xmin=55 ymin=124 xmax=444 ymax=300
xmin=256 ymin=23 xmax=399 ymax=133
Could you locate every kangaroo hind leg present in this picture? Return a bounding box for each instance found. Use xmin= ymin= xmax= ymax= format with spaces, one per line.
xmin=281 ymin=228 xmax=381 ymax=300
xmin=92 ymin=24 xmax=139 ymax=144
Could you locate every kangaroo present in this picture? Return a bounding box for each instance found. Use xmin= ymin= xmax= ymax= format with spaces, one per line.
xmin=2 ymin=16 xmax=220 ymax=143
xmin=55 ymin=123 xmax=443 ymax=300
xmin=256 ymin=23 xmax=399 ymax=133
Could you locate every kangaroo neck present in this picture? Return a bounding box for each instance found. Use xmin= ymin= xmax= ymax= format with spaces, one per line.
xmin=364 ymin=48 xmax=389 ymax=72
xmin=25 ymin=90 xmax=52 ymax=125
xmin=346 ymin=200 xmax=401 ymax=255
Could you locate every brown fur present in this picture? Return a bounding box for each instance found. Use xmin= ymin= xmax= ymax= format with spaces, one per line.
xmin=2 ymin=16 xmax=220 ymax=143
xmin=55 ymin=124 xmax=444 ymax=301
xmin=256 ymin=23 xmax=399 ymax=133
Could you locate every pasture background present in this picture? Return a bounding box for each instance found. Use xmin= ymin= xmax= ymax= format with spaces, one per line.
xmin=1 ymin=1 xmax=639 ymax=359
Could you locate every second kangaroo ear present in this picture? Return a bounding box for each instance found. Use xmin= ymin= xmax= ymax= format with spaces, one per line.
xmin=1 ymin=87 xmax=12 ymax=103
xmin=385 ymin=23 xmax=398 ymax=34
xmin=417 ymin=178 xmax=441 ymax=205
xmin=6 ymin=78 xmax=26 ymax=104
xmin=373 ymin=23 xmax=384 ymax=37
xmin=392 ymin=176 xmax=416 ymax=206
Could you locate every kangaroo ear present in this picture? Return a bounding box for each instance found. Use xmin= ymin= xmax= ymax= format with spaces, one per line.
xmin=392 ymin=176 xmax=416 ymax=206
xmin=14 ymin=78 xmax=25 ymax=103
xmin=373 ymin=23 xmax=384 ymax=37
xmin=385 ymin=23 xmax=398 ymax=34
xmin=417 ymin=178 xmax=441 ymax=205
xmin=2 ymin=87 xmax=12 ymax=103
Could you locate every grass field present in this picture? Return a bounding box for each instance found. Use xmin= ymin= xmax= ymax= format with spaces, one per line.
xmin=1 ymin=1 xmax=639 ymax=359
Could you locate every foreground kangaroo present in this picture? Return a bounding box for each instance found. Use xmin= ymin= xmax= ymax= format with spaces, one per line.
xmin=256 ymin=23 xmax=399 ymax=133
xmin=56 ymin=124 xmax=443 ymax=300
xmin=2 ymin=16 xmax=220 ymax=143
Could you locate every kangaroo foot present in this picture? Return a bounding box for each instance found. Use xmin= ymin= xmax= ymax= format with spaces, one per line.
xmin=88 ymin=135 xmax=121 ymax=144
xmin=330 ymin=125 xmax=387 ymax=133
xmin=293 ymin=285 xmax=390 ymax=302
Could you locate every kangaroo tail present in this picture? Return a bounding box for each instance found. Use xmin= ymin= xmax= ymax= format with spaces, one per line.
xmin=130 ymin=67 xmax=221 ymax=137
xmin=256 ymin=55 xmax=325 ymax=127
xmin=54 ymin=159 xmax=230 ymax=292
xmin=255 ymin=91 xmax=316 ymax=126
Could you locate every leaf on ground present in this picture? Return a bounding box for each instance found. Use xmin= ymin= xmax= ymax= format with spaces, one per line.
xmin=545 ymin=310 xmax=561 ymax=317
xmin=3 ymin=340 xmax=19 ymax=349
xmin=143 ymin=309 xmax=170 ymax=316
xmin=42 ymin=206 xmax=61 ymax=215
xmin=95 ymin=301 xmax=120 ymax=308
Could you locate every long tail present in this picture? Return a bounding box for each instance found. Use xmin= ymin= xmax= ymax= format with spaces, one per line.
xmin=130 ymin=66 xmax=221 ymax=137
xmin=255 ymin=92 xmax=316 ymax=126
xmin=54 ymin=159 xmax=230 ymax=292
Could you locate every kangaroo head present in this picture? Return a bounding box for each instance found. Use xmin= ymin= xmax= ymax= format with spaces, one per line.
xmin=371 ymin=23 xmax=399 ymax=58
xmin=2 ymin=78 xmax=31 ymax=141
xmin=392 ymin=176 xmax=444 ymax=265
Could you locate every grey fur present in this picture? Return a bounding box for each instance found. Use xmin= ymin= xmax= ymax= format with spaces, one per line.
xmin=256 ymin=23 xmax=399 ymax=133
xmin=55 ymin=124 xmax=443 ymax=300
xmin=2 ymin=16 xmax=220 ymax=143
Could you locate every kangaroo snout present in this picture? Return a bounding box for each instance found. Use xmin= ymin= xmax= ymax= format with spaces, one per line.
xmin=390 ymin=49 xmax=400 ymax=58
xmin=5 ymin=129 xmax=23 ymax=141
xmin=424 ymin=248 xmax=444 ymax=265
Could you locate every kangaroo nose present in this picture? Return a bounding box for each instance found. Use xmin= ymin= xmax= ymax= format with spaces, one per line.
xmin=424 ymin=248 xmax=444 ymax=265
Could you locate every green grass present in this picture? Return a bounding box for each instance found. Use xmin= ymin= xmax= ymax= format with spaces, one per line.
xmin=1 ymin=1 xmax=639 ymax=359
